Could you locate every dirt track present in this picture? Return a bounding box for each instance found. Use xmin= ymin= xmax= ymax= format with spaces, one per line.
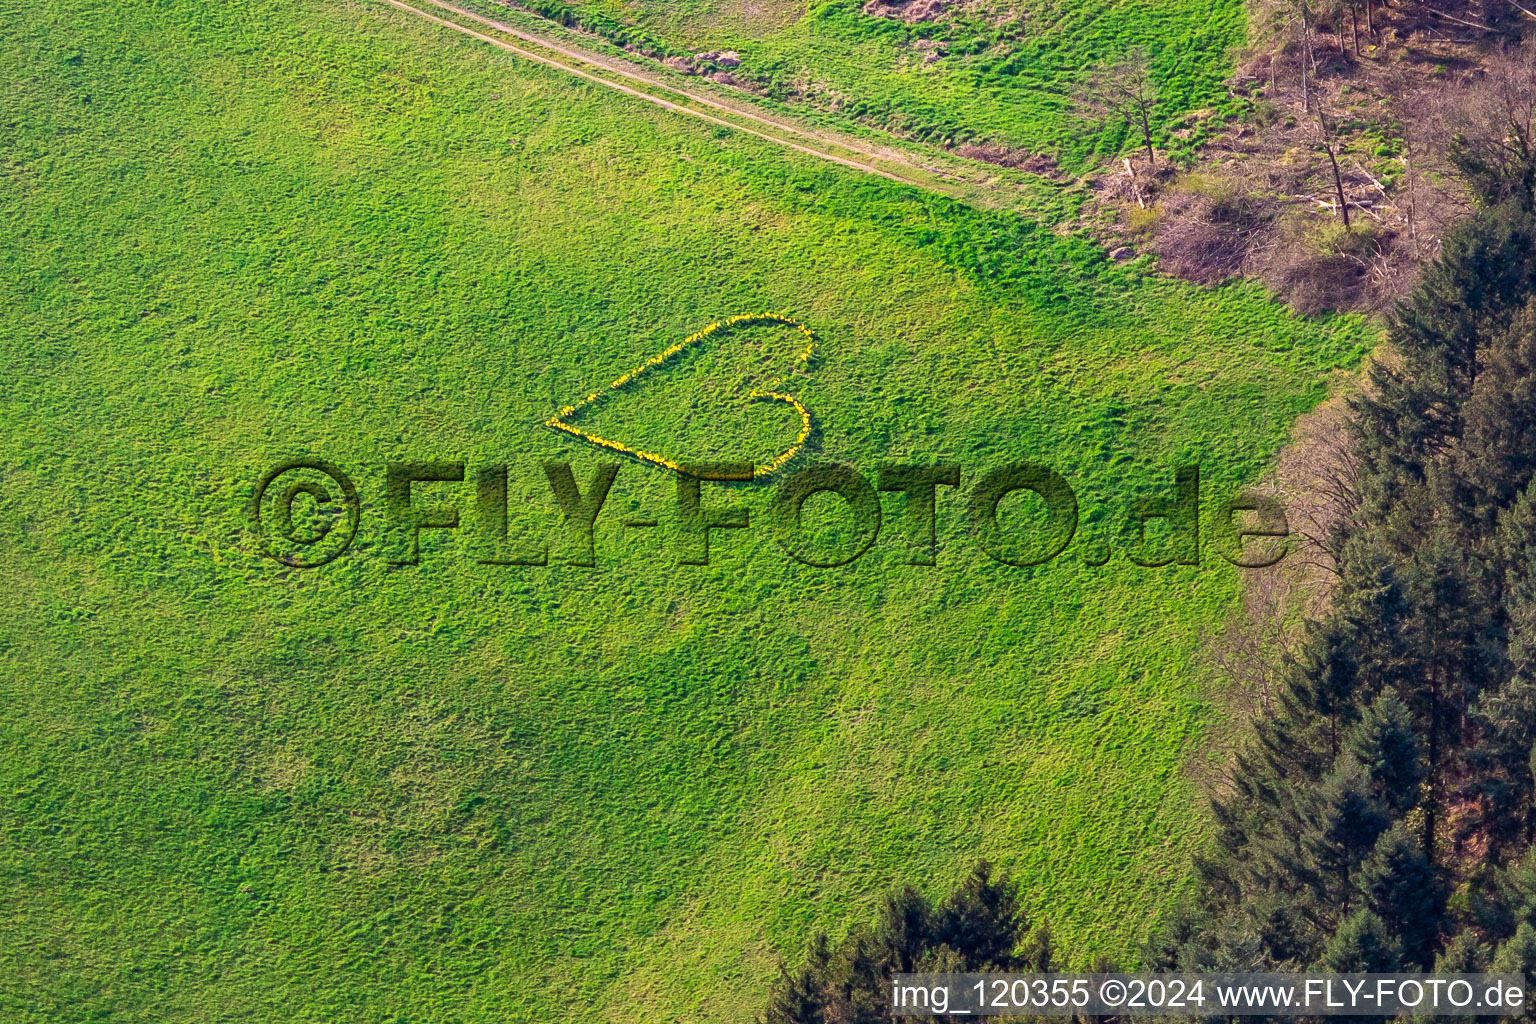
xmin=371 ymin=0 xmax=1024 ymax=200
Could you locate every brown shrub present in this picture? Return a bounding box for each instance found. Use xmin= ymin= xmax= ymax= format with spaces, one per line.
xmin=954 ymin=142 xmax=1059 ymax=175
xmin=1151 ymin=217 xmax=1251 ymax=283
xmin=1265 ymin=255 xmax=1367 ymax=316
xmin=1145 ymin=170 xmax=1270 ymax=284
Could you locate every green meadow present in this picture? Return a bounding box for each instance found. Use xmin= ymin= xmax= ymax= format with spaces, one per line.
xmin=1 ymin=0 xmax=1368 ymax=1020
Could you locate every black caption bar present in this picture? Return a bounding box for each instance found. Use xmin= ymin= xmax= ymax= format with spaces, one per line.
xmin=890 ymin=973 xmax=1528 ymax=1016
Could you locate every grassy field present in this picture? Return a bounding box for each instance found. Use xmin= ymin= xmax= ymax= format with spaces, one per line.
xmin=476 ymin=0 xmax=1249 ymax=166
xmin=0 ymin=0 xmax=1369 ymax=1020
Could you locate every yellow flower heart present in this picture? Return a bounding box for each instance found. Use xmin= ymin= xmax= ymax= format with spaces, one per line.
xmin=545 ymin=313 xmax=816 ymax=479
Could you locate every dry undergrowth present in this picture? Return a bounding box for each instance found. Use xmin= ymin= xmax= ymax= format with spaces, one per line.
xmin=1193 ymin=373 xmax=1369 ymax=794
xmin=1090 ymin=1 xmax=1536 ymax=316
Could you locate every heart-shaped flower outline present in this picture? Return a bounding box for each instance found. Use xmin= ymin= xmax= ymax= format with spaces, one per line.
xmin=545 ymin=313 xmax=817 ymax=479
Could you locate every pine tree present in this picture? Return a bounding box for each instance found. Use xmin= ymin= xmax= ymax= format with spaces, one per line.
xmin=1353 ymin=202 xmax=1536 ymax=515
xmin=931 ymin=861 xmax=1023 ymax=966
xmin=762 ymin=864 xmax=1036 ymax=1023
xmin=873 ymin=885 xmax=932 ymax=975
xmin=1357 ymin=825 xmax=1440 ymax=968
xmin=1320 ymin=910 xmax=1402 ymax=972
xmin=1345 ymin=694 xmax=1424 ymax=817
xmin=1435 ymin=928 xmax=1490 ymax=974
xmin=1491 ymin=920 xmax=1536 ymax=978
xmin=763 ymin=966 xmax=826 ymax=1024
xmin=1298 ymin=763 xmax=1390 ymax=912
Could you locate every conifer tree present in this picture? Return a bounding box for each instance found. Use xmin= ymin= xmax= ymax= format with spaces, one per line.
xmin=1320 ymin=910 xmax=1402 ymax=972
xmin=1357 ymin=825 xmax=1440 ymax=968
xmin=763 ymin=863 xmax=1046 ymax=1024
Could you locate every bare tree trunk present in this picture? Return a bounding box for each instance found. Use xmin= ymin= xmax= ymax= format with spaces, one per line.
xmin=1366 ymin=0 xmax=1373 ymax=33
xmin=1508 ymin=0 xmax=1536 ymax=22
xmin=1308 ymin=7 xmax=1321 ymax=73
xmin=1301 ymin=6 xmax=1311 ymax=114
xmin=1326 ymin=140 xmax=1350 ymax=225
xmin=1302 ymin=14 xmax=1314 ymax=115
xmin=1351 ymin=4 xmax=1360 ymax=52
xmin=1403 ymin=135 xmax=1421 ymax=258
xmin=1426 ymin=676 xmax=1439 ymax=865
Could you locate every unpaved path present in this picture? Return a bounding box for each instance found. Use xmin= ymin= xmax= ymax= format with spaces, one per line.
xmin=370 ymin=0 xmax=1032 ymax=201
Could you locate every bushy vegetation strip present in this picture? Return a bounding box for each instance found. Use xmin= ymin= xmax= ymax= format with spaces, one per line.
xmin=1148 ymin=107 xmax=1536 ymax=980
